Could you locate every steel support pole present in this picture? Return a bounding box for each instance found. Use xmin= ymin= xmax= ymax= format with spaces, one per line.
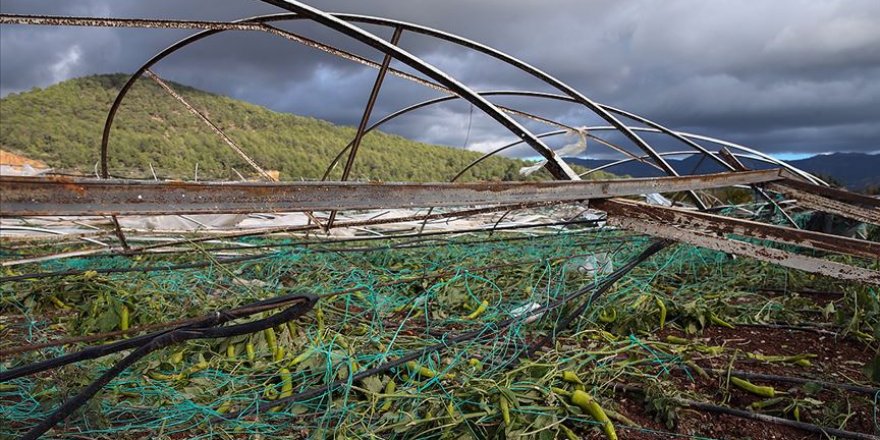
xmin=325 ymin=26 xmax=403 ymax=230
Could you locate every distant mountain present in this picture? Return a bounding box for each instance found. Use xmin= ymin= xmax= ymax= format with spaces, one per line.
xmin=565 ymin=152 xmax=880 ymax=191
xmin=2 ymin=74 xmax=596 ymax=182
xmin=784 ymin=153 xmax=880 ymax=190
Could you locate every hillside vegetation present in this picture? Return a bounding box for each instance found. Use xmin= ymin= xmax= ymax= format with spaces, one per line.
xmin=1 ymin=74 xmax=598 ymax=182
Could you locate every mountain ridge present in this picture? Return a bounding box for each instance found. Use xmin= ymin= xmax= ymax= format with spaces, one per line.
xmin=0 ymin=74 xmax=575 ymax=182
xmin=3 ymin=74 xmax=869 ymax=189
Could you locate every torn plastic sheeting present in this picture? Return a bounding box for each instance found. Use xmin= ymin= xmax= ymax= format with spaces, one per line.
xmin=117 ymin=214 xmax=248 ymax=230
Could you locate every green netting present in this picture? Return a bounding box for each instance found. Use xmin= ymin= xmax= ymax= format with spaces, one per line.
xmin=1 ymin=225 xmax=877 ymax=439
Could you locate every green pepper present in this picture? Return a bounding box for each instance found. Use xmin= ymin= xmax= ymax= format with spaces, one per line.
xmin=466 ymin=300 xmax=489 ymax=319
xmin=571 ymin=390 xmax=617 ymax=440
xmin=730 ymin=376 xmax=776 ymax=397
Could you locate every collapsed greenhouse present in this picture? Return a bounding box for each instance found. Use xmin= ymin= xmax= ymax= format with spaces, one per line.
xmin=0 ymin=1 xmax=878 ymax=439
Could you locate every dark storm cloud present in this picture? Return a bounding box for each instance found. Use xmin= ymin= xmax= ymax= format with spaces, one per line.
xmin=1 ymin=0 xmax=878 ymax=157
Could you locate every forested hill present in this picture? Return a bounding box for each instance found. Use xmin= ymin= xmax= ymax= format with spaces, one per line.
xmin=0 ymin=74 xmax=556 ymax=182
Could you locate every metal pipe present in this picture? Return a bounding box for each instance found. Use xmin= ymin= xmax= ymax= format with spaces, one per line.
xmin=0 ymin=169 xmax=783 ymax=216
xmin=258 ymin=1 xmax=580 ymax=180
xmin=326 ymin=26 xmax=404 ymax=229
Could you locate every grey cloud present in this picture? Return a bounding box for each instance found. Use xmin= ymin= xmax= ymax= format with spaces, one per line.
xmin=1 ymin=0 xmax=878 ymax=158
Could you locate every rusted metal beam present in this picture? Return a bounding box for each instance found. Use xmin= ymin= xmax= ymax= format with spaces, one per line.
xmin=717 ymin=147 xmax=749 ymax=172
xmin=0 ymin=14 xmax=270 ymax=30
xmin=597 ymin=199 xmax=879 ymax=260
xmin=0 ymin=170 xmax=783 ymax=216
xmin=767 ymin=180 xmax=880 ymax=225
xmin=602 ymin=213 xmax=880 ymax=286
xmin=778 ymin=178 xmax=880 ymax=208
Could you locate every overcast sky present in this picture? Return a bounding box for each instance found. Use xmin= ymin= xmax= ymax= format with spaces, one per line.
xmin=1 ymin=0 xmax=878 ymax=160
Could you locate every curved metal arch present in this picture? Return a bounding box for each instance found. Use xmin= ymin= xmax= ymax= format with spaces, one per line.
xmin=319 ymin=90 xmax=723 ymax=180
xmin=101 ymin=9 xmax=578 ymax=181
xmin=442 ymin=125 xmax=823 ymax=186
xmin=100 ymin=18 xmax=245 ymax=178
xmin=212 ymin=3 xmax=695 ymax=191
xmin=320 ymin=96 xmax=657 ymax=181
xmin=102 ymin=7 xmax=817 ymax=190
xmin=578 ymin=150 xmax=793 ymax=177
xmin=326 ymin=13 xmax=703 ymax=200
xmin=582 ymin=127 xmax=825 ymax=185
xmin=663 ymin=131 xmax=827 ymax=185
xmin=316 ymin=90 xmax=822 ymax=185
xmin=362 ymin=91 xmax=810 ymax=183
xmin=451 ymin=130 xmax=565 ymax=181
xmin=103 ymin=6 xmax=702 ymax=193
xmin=449 ymin=130 xmax=676 ymax=183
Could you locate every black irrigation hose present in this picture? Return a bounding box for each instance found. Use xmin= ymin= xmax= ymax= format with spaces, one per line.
xmin=0 ymin=292 xmax=316 ymax=381
xmin=1 ymin=244 xmax=641 ymax=358
xmin=9 ymin=238 xmax=664 ymax=435
xmin=15 ymin=293 xmax=317 ymax=440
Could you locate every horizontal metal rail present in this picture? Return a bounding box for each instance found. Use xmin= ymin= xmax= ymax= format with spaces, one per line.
xmin=776 ymin=178 xmax=880 ymax=208
xmin=605 ymin=216 xmax=880 ymax=285
xmin=596 ymin=199 xmax=880 ymax=260
xmin=0 ymin=170 xmax=784 ymax=216
xmin=0 ymin=14 xmax=280 ymax=30
xmin=767 ymin=181 xmax=880 ymax=225
xmin=598 ymin=201 xmax=880 ymax=285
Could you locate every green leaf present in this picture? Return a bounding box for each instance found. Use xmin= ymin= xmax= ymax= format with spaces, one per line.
xmin=801 ymin=381 xmax=823 ymax=395
xmin=362 ymin=375 xmax=384 ymax=395
xmin=821 ymin=302 xmax=835 ymax=320
xmin=95 ymin=308 xmax=119 ymax=332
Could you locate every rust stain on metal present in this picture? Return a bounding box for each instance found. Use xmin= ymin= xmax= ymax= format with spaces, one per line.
xmin=596 ymin=199 xmax=879 ymax=260
xmin=768 ymin=181 xmax=880 ymax=225
xmin=604 ymin=214 xmax=880 ymax=285
xmin=0 ymin=170 xmax=783 ymax=216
